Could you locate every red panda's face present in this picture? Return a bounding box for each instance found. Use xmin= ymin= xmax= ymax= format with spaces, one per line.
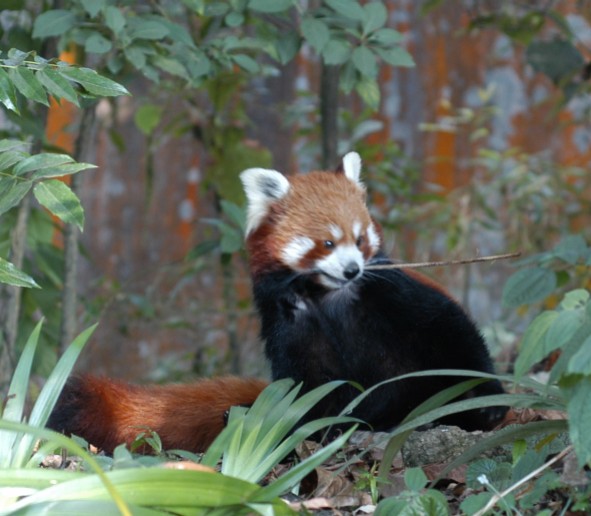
xmin=241 ymin=152 xmax=382 ymax=289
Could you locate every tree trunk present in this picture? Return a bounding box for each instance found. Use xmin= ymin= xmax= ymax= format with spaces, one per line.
xmin=320 ymin=63 xmax=340 ymax=169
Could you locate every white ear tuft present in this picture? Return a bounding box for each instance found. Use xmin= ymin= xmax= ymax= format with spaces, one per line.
xmin=240 ymin=167 xmax=290 ymax=235
xmin=342 ymin=152 xmax=362 ymax=185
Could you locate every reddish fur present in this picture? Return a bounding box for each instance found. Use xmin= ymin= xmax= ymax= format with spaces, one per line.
xmin=49 ymin=375 xmax=267 ymax=453
xmin=247 ymin=170 xmax=375 ymax=277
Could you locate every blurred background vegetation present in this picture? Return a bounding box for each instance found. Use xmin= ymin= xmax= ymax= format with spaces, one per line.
xmin=0 ymin=0 xmax=590 ymax=388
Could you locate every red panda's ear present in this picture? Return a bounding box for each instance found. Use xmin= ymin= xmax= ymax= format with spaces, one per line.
xmin=240 ymin=167 xmax=290 ymax=235
xmin=340 ymin=152 xmax=363 ymax=186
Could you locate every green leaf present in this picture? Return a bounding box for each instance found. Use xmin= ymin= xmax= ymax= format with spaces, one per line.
xmin=128 ymin=18 xmax=170 ymax=40
xmin=30 ymin=162 xmax=96 ymax=180
xmin=32 ymin=9 xmax=77 ymax=38
xmin=553 ymin=234 xmax=588 ymax=264
xmin=355 ymin=76 xmax=380 ymax=109
xmin=0 ymin=149 xmax=27 ymax=171
xmin=526 ymin=38 xmax=584 ymax=85
xmin=352 ymin=46 xmax=378 ymax=77
xmin=85 ymin=32 xmax=113 ymax=54
xmin=105 ymin=6 xmax=126 ymax=36
xmin=0 ymin=257 xmax=40 ymax=288
xmin=0 ymin=139 xmax=27 ymax=153
xmin=567 ymin=334 xmax=591 ymax=375
xmin=0 ymin=67 xmax=19 ymax=112
xmin=560 ymin=289 xmax=590 ymax=310
xmin=550 ymin=321 xmax=591 ymax=383
xmin=370 ymin=27 xmax=404 ymax=46
xmin=301 ymin=18 xmax=330 ymax=53
xmin=325 ymin=0 xmax=365 ymax=19
xmin=502 ymin=267 xmax=557 ymax=307
xmin=0 ymin=321 xmax=42 ymax=467
xmin=134 ymin=104 xmax=163 ymax=136
xmin=362 ymin=2 xmax=387 ymax=35
xmin=374 ymin=45 xmax=415 ymax=67
xmin=466 ymin=458 xmax=512 ymax=490
xmin=60 ymin=66 xmax=130 ymax=97
xmin=36 ymin=68 xmax=80 ymax=106
xmin=14 ymin=153 xmax=74 ymax=175
xmin=404 ymin=467 xmax=428 ymax=491
xmin=563 ymin=376 xmax=591 ymax=465
xmin=80 ymin=0 xmax=106 ymax=17
xmin=220 ymin=200 xmax=246 ymax=232
xmin=248 ymin=0 xmax=293 ymax=13
xmin=460 ymin=492 xmax=493 ymax=515
xmin=33 ymin=179 xmax=85 ymax=231
xmin=152 ymin=55 xmax=188 ymax=78
xmin=0 ymin=177 xmax=32 ymax=216
xmin=545 ymin=308 xmax=585 ymax=354
xmin=276 ymin=30 xmax=300 ymax=65
xmin=232 ymin=54 xmax=259 ymax=73
xmin=514 ymin=311 xmax=558 ymax=378
xmin=322 ymin=39 xmax=351 ymax=65
xmin=8 ymin=66 xmax=48 ymax=106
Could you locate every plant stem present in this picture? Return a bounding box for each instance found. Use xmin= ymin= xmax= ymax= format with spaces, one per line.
xmin=0 ymin=195 xmax=31 ymax=387
xmin=474 ymin=445 xmax=574 ymax=516
xmin=320 ymin=63 xmax=340 ymax=169
xmin=59 ymin=106 xmax=96 ymax=352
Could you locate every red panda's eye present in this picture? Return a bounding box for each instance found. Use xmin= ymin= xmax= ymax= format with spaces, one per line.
xmin=356 ymin=236 xmax=364 ymax=248
xmin=324 ymin=240 xmax=335 ymax=249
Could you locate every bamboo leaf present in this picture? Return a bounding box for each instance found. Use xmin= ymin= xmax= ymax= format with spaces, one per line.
xmin=0 ymin=321 xmax=43 ymax=468
xmin=0 ymin=257 xmax=40 ymax=289
xmin=8 ymin=66 xmax=49 ymax=106
xmin=0 ymin=177 xmax=33 ymax=216
xmin=13 ymin=324 xmax=98 ymax=466
xmin=33 ymin=179 xmax=85 ymax=231
xmin=14 ymin=153 xmax=74 ymax=175
xmin=59 ymin=67 xmax=130 ymax=97
xmin=36 ymin=68 xmax=80 ymax=106
xmin=0 ymin=67 xmax=19 ymax=112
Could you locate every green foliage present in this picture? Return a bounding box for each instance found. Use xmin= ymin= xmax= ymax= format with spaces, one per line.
xmin=0 ymin=342 xmax=360 ymax=514
xmin=460 ymin=2 xmax=589 ymax=101
xmin=375 ymin=467 xmax=449 ymax=515
xmin=0 ymin=139 xmax=97 ymax=282
xmin=501 ymin=237 xmax=591 ymax=467
xmin=0 ymin=49 xmax=129 ymax=112
xmin=503 ymin=235 xmax=591 ymax=307
xmin=202 ymin=379 xmax=357 ymax=487
xmin=0 ymin=321 xmax=96 ymax=469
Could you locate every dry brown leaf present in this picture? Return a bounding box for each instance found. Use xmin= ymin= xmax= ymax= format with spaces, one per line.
xmin=161 ymin=461 xmax=216 ymax=472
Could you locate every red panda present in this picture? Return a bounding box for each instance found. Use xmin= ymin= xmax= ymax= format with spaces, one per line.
xmin=240 ymin=151 xmax=507 ymax=432
xmin=48 ymin=151 xmax=506 ymax=454
xmin=47 ymin=375 xmax=267 ymax=453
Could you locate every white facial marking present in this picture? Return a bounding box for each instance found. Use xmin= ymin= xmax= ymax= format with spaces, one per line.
xmin=315 ymin=244 xmax=364 ymax=289
xmin=281 ymin=236 xmax=315 ymax=267
xmin=342 ymin=152 xmax=362 ymax=186
xmin=240 ymin=168 xmax=290 ymax=235
xmin=329 ymin=224 xmax=343 ymax=240
xmin=352 ymin=220 xmax=362 ymax=239
xmin=367 ymin=223 xmax=380 ymax=252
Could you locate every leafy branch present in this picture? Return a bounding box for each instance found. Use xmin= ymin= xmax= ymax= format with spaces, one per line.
xmin=0 ymin=49 xmax=129 ymax=113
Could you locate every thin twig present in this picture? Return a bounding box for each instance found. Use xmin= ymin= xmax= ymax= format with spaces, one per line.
xmin=474 ymin=444 xmax=574 ymax=516
xmin=365 ymin=252 xmax=521 ymax=270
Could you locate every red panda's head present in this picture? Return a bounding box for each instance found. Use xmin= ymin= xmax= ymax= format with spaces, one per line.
xmin=240 ymin=152 xmax=382 ymax=289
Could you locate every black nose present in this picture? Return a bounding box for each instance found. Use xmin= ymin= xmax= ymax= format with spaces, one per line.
xmin=343 ymin=262 xmax=360 ymax=280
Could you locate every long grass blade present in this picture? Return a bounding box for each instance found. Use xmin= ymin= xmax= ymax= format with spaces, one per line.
xmin=0 ymin=420 xmax=132 ymax=516
xmin=0 ymin=321 xmax=42 ymax=467
xmin=13 ymin=323 xmax=97 ymax=468
xmin=256 ymin=426 xmax=356 ymax=500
